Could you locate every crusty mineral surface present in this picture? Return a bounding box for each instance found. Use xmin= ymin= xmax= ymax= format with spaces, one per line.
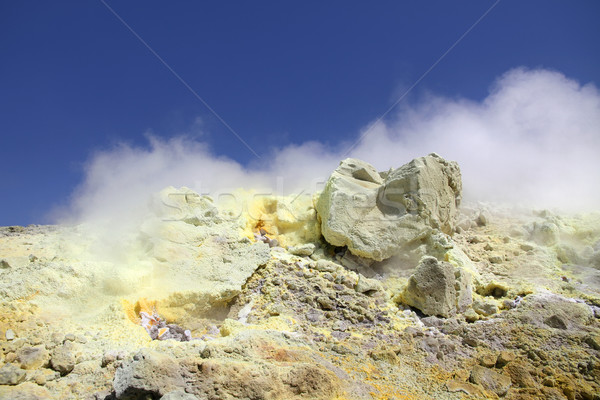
xmin=316 ymin=154 xmax=462 ymax=261
xmin=1 ymin=157 xmax=599 ymax=400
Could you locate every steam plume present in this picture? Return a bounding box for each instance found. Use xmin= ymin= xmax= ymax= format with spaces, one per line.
xmin=58 ymin=67 xmax=600 ymax=226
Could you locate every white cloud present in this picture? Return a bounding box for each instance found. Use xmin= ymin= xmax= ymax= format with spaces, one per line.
xmin=58 ymin=67 xmax=600 ymax=226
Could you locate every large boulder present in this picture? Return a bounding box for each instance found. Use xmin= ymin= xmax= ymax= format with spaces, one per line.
xmin=316 ymin=154 xmax=461 ymax=261
xmin=401 ymin=256 xmax=472 ymax=317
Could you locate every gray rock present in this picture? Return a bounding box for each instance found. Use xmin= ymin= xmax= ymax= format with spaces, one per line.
xmin=50 ymin=342 xmax=77 ymax=375
xmin=355 ymin=276 xmax=383 ymax=294
xmin=102 ymin=350 xmax=119 ymax=367
xmin=113 ymin=349 xmax=185 ymax=399
xmin=316 ymin=296 xmax=336 ymax=311
xmin=288 ymin=243 xmax=316 ymax=256
xmin=0 ymin=363 xmax=26 ymax=385
xmin=17 ymin=345 xmax=50 ymax=369
xmin=488 ymin=254 xmax=503 ymax=264
xmin=531 ymin=221 xmax=559 ymax=246
xmin=0 ymin=259 xmax=10 ymax=269
xmin=332 ymin=320 xmax=348 ymax=331
xmin=314 ymin=259 xmax=339 ymax=273
xmin=520 ymin=242 xmax=535 ymax=251
xmin=401 ymin=256 xmax=472 ymax=317
xmin=63 ymin=333 xmax=76 ymax=342
xmin=473 ymin=298 xmax=499 ymax=316
xmin=469 ymin=365 xmax=511 ymax=396
xmin=316 ymin=154 xmax=462 ymax=261
xmin=475 ymin=211 xmax=490 ymax=226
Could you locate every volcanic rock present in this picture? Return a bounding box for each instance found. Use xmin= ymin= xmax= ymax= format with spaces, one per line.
xmin=113 ymin=349 xmax=185 ymax=399
xmin=50 ymin=342 xmax=77 ymax=375
xmin=316 ymin=154 xmax=461 ymax=261
xmin=470 ymin=365 xmax=512 ymax=396
xmin=401 ymin=256 xmax=472 ymax=317
xmin=17 ymin=345 xmax=49 ymax=370
xmin=0 ymin=363 xmax=26 ymax=385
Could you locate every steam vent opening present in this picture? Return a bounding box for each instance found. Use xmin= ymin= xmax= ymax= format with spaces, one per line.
xmin=2 ymin=153 xmax=600 ymax=400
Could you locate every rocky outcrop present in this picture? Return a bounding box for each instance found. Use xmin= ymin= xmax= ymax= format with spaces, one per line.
xmin=401 ymin=256 xmax=472 ymax=317
xmin=316 ymin=154 xmax=462 ymax=261
xmin=2 ymin=173 xmax=600 ymax=400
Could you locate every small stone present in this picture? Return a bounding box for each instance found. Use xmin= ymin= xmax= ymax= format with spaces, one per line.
xmin=5 ymin=329 xmax=15 ymax=340
xmin=50 ymin=342 xmax=77 ymax=375
xmin=63 ymin=333 xmax=76 ymax=342
xmin=17 ymin=345 xmax=49 ymax=369
xmin=464 ymin=308 xmax=480 ymax=322
xmin=314 ymin=259 xmax=338 ymax=273
xmin=496 ymin=350 xmax=516 ymax=367
xmin=468 ymin=236 xmax=484 ymax=244
xmin=317 ymin=296 xmax=336 ymax=310
xmin=50 ymin=332 xmax=63 ymax=345
xmin=102 ymin=350 xmax=119 ymax=367
xmin=488 ymin=254 xmax=503 ymax=264
xmin=479 ymin=353 xmax=497 ymax=368
xmin=401 ymin=257 xmax=472 ymax=317
xmin=520 ymin=243 xmax=534 ymax=251
xmin=484 ymin=243 xmax=494 ymax=251
xmin=286 ymin=280 xmax=298 ymax=290
xmin=470 ymin=365 xmax=512 ymax=397
xmin=369 ymin=349 xmax=398 ymax=364
xmin=531 ymin=222 xmax=559 ymax=246
xmin=476 ymin=211 xmax=490 ymax=226
xmin=34 ymin=373 xmax=47 ymax=385
xmin=463 ymin=336 xmax=480 ymax=347
xmin=288 ymin=243 xmax=316 ymax=257
xmin=341 ymin=276 xmax=357 ymax=289
xmin=332 ymin=320 xmax=348 ymax=332
xmin=420 ymin=316 xmax=443 ymax=328
xmin=75 ymin=335 xmax=88 ymax=344
xmin=0 ymin=363 xmax=26 ymax=385
xmin=584 ymin=334 xmax=600 ymax=351
xmin=355 ymin=276 xmax=383 ymax=294
xmin=473 ymin=298 xmax=499 ymax=316
xmin=0 ymin=260 xmax=10 ymax=269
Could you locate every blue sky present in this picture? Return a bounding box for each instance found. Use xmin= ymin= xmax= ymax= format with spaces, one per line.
xmin=1 ymin=1 xmax=599 ymax=225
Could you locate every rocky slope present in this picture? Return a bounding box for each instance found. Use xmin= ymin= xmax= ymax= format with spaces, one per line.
xmin=1 ymin=154 xmax=599 ymax=400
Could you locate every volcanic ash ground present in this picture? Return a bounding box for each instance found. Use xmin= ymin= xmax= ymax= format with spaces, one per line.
xmin=1 ymin=154 xmax=600 ymax=400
